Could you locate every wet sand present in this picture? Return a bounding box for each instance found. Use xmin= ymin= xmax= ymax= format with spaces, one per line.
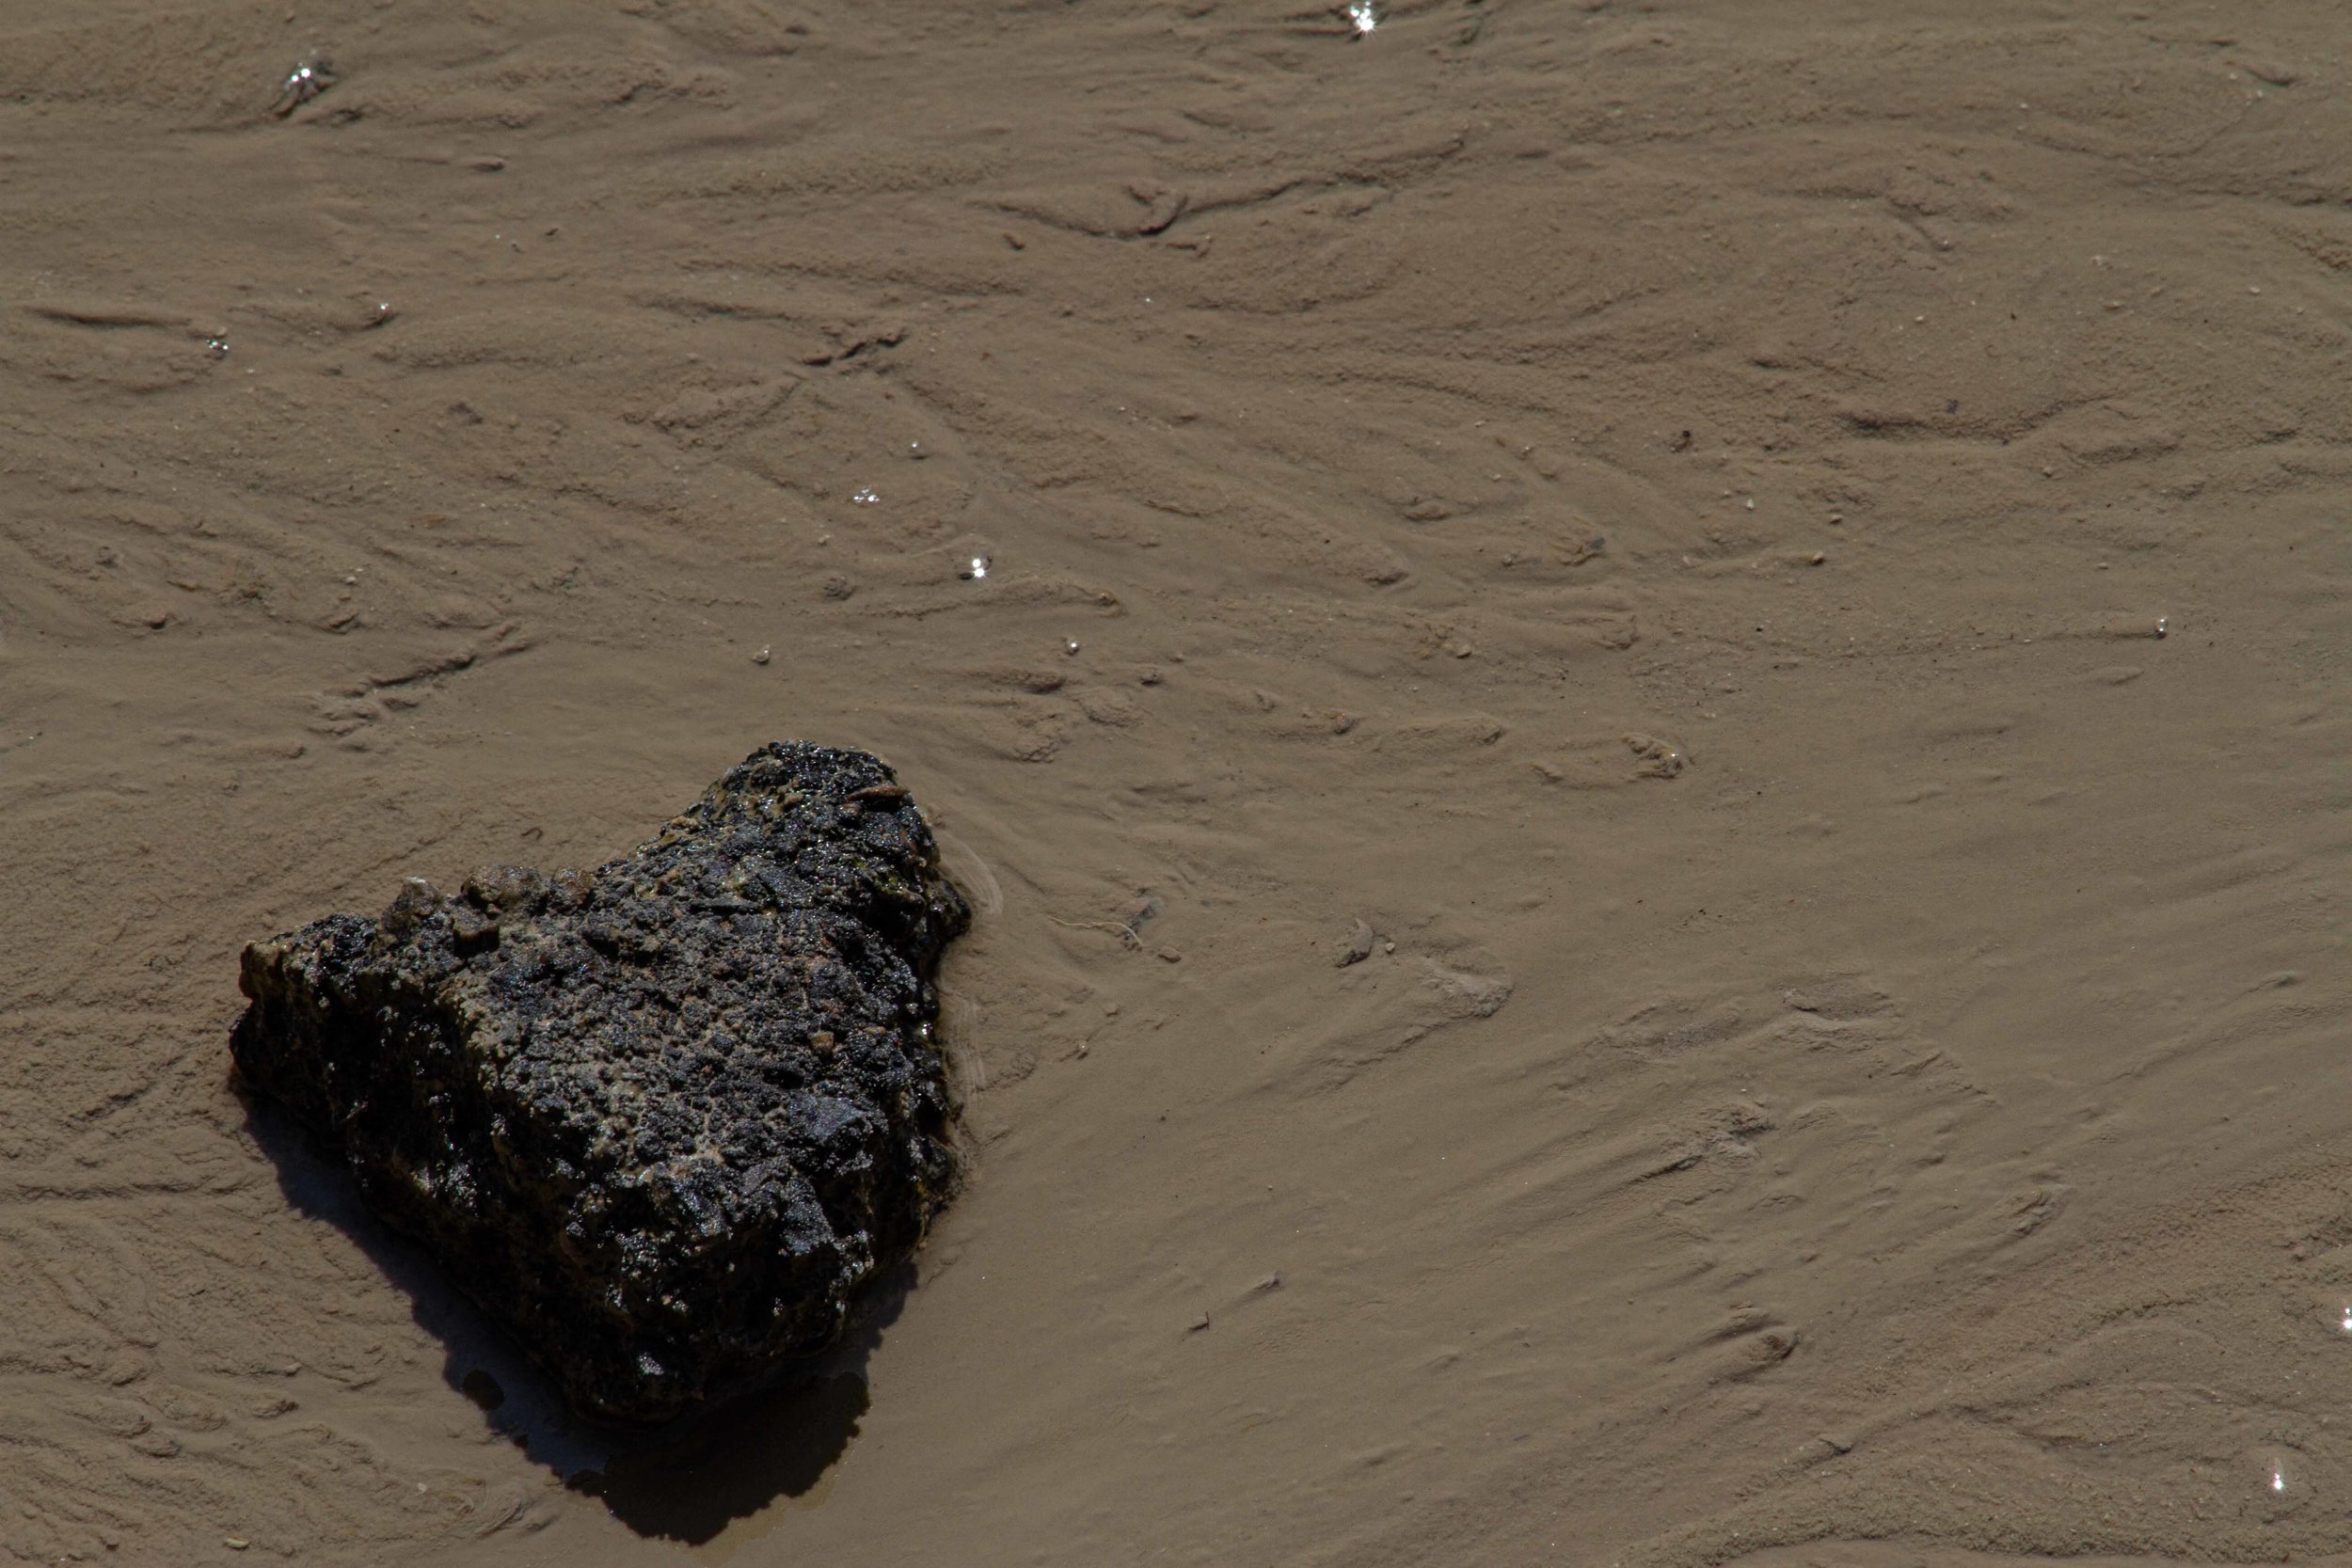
xmin=3 ymin=2 xmax=2350 ymax=1563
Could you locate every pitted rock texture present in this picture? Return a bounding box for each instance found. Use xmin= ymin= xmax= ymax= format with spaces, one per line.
xmin=231 ymin=742 xmax=968 ymax=1426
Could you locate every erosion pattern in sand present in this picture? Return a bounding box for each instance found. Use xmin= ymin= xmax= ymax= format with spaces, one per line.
xmin=3 ymin=2 xmax=2349 ymax=1564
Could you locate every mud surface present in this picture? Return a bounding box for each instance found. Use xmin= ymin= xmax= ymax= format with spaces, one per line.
xmin=3 ymin=2 xmax=2350 ymax=1564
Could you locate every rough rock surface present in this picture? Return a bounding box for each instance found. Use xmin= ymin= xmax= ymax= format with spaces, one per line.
xmin=231 ymin=742 xmax=969 ymax=1425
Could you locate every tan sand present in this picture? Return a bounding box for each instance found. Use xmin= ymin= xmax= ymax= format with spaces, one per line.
xmin=3 ymin=2 xmax=2349 ymax=1563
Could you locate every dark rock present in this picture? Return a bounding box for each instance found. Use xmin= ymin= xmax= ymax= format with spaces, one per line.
xmin=231 ymin=742 xmax=969 ymax=1426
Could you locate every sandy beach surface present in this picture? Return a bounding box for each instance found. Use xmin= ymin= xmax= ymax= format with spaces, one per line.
xmin=5 ymin=2 xmax=2350 ymax=1563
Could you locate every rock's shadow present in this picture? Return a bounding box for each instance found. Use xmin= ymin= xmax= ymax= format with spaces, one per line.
xmin=239 ymin=1085 xmax=898 ymax=1544
xmin=564 ymin=1370 xmax=870 ymax=1541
